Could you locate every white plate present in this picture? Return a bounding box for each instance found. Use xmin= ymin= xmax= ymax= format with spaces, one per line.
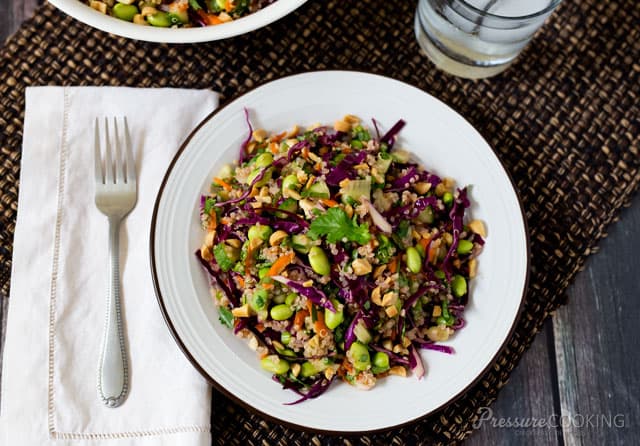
xmin=49 ymin=0 xmax=308 ymax=43
xmin=151 ymin=71 xmax=529 ymax=433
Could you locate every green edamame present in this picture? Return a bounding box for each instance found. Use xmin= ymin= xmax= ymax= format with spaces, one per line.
xmin=284 ymin=292 xmax=297 ymax=306
xmin=372 ymin=351 xmax=390 ymax=372
xmin=248 ymin=224 xmax=272 ymax=242
xmin=282 ymin=174 xmax=299 ymax=192
xmin=246 ymin=167 xmax=272 ymax=187
xmin=112 ymin=3 xmax=138 ymax=21
xmin=443 ymin=192 xmax=454 ymax=207
xmin=280 ymin=331 xmax=291 ymax=345
xmin=270 ymin=304 xmax=293 ymax=321
xmin=457 ymin=239 xmax=474 ymax=255
xmin=308 ymin=246 xmax=331 ymax=276
xmin=291 ymin=234 xmax=312 ymax=254
xmin=253 ymin=152 xmax=273 ymax=168
xmin=406 ymin=246 xmax=422 ymax=273
xmin=349 ymin=341 xmax=371 ymax=371
xmin=301 ymin=361 xmax=319 ymax=378
xmin=451 ymin=275 xmax=467 ymax=297
xmin=324 ymin=300 xmax=344 ymax=330
xmin=260 ymin=356 xmax=290 ymax=375
xmin=147 ymin=11 xmax=171 ymax=27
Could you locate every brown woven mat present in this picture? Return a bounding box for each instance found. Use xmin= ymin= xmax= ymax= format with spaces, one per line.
xmin=1 ymin=0 xmax=639 ymax=444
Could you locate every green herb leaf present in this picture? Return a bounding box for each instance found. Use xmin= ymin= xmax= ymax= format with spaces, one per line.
xmin=218 ymin=306 xmax=234 ymax=328
xmin=307 ymin=208 xmax=371 ymax=245
xmin=213 ymin=244 xmax=233 ymax=272
xmin=204 ymin=196 xmax=216 ymax=215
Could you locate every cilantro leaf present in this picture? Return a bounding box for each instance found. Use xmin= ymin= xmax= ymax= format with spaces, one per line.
xmin=218 ymin=306 xmax=234 ymax=328
xmin=213 ymin=244 xmax=234 ymax=272
xmin=307 ymin=207 xmax=371 ymax=245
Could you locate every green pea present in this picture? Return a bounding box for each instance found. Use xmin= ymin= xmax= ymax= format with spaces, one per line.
xmin=348 ymin=342 xmax=371 ymax=371
xmin=351 ymin=140 xmax=364 ymax=149
xmin=248 ymin=224 xmax=272 ymax=242
xmin=270 ymin=304 xmax=293 ymax=321
xmin=253 ymin=152 xmax=273 ymax=168
xmin=415 ymin=244 xmax=426 ymax=258
xmin=301 ymin=361 xmax=320 ymax=378
xmin=308 ymin=246 xmax=330 ymax=276
xmin=282 ymin=174 xmax=299 ymax=192
xmin=372 ymin=351 xmax=390 ymax=371
xmin=406 ymin=246 xmax=422 ymax=273
xmin=457 ymin=239 xmax=474 ymax=255
xmin=281 ymin=331 xmax=291 ymax=345
xmin=284 ymin=292 xmax=297 ymax=306
xmin=443 ymin=192 xmax=454 ymax=207
xmin=324 ymin=300 xmax=344 ymax=330
xmin=112 ymin=3 xmax=138 ymax=21
xmin=435 ymin=270 xmax=445 ymax=280
xmin=451 ymin=275 xmax=467 ymax=297
xmin=260 ymin=356 xmax=290 ymax=375
xmin=292 ymin=234 xmax=312 ymax=254
xmin=147 ymin=11 xmax=171 ymax=27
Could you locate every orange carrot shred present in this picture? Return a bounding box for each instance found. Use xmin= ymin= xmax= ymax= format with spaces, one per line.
xmin=255 ymin=323 xmax=265 ymax=333
xmin=213 ymin=177 xmax=232 ymax=192
xmin=293 ymin=310 xmax=308 ymax=330
xmin=321 ymin=198 xmax=339 ymax=208
xmin=267 ymin=252 xmax=295 ymax=277
xmin=270 ymin=131 xmax=287 ymax=143
xmin=270 ymin=142 xmax=279 ymax=154
xmin=388 ymin=257 xmax=398 ymax=274
xmin=262 ymin=283 xmax=274 ymax=290
xmin=314 ymin=310 xmax=329 ymax=337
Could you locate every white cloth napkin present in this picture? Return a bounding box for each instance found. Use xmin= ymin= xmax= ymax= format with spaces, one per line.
xmin=1 ymin=87 xmax=218 ymax=445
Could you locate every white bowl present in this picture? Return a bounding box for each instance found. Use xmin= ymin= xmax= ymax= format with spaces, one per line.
xmin=49 ymin=0 xmax=308 ymax=43
xmin=151 ymin=71 xmax=529 ymax=433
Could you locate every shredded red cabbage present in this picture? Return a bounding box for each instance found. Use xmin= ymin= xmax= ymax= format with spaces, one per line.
xmin=214 ymin=166 xmax=271 ymax=208
xmin=195 ymin=249 xmax=238 ymax=307
xmin=283 ymin=375 xmax=336 ymax=405
xmin=380 ymin=119 xmax=406 ymax=148
xmin=270 ymin=276 xmax=336 ymax=312
xmin=325 ymin=151 xmax=368 ymax=186
xmin=239 ymin=108 xmax=252 ymax=164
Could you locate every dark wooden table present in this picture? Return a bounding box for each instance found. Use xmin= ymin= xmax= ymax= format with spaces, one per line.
xmin=1 ymin=2 xmax=638 ymax=444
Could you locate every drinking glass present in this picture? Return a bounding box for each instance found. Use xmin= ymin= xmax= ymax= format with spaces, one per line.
xmin=415 ymin=0 xmax=562 ymax=79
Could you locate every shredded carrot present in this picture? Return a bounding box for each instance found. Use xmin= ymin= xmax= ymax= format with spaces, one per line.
xmin=314 ymin=310 xmax=329 ymax=337
xmin=220 ymin=217 xmax=231 ymax=225
xmin=428 ymin=244 xmax=439 ymax=264
xmin=419 ymin=237 xmax=431 ymax=252
xmin=267 ymin=252 xmax=295 ymax=277
xmin=388 ymin=257 xmax=398 ymax=274
xmin=198 ymin=10 xmax=223 ymax=25
xmin=254 ymin=323 xmax=265 ymax=333
xmin=306 ymin=300 xmax=313 ymax=313
xmin=262 ymin=283 xmax=274 ymax=290
xmin=314 ymin=162 xmax=323 ymax=171
xmin=293 ymin=310 xmax=308 ymax=330
xmin=225 ymin=0 xmax=234 ymax=11
xmin=213 ymin=177 xmax=232 ymax=192
xmin=301 ymin=146 xmax=310 ymax=160
xmin=236 ymin=276 xmax=245 ymax=288
xmin=269 ymin=142 xmax=279 ymax=154
xmin=270 ymin=131 xmax=287 ymax=143
xmin=321 ymin=198 xmax=339 ymax=208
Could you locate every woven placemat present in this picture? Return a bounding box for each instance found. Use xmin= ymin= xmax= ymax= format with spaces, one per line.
xmin=1 ymin=0 xmax=639 ymax=444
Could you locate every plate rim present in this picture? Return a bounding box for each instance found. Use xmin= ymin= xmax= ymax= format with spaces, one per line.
xmin=48 ymin=0 xmax=309 ymax=44
xmin=149 ymin=70 xmax=531 ymax=435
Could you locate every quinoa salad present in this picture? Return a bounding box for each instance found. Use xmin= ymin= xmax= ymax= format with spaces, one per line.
xmin=196 ymin=113 xmax=486 ymax=404
xmin=86 ymin=0 xmax=276 ymax=27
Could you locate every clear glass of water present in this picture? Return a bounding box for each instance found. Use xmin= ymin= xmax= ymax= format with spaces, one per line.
xmin=415 ymin=0 xmax=562 ymax=79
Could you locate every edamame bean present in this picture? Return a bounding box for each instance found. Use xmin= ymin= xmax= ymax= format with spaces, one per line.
xmin=443 ymin=192 xmax=454 ymax=207
xmin=348 ymin=341 xmax=371 ymax=371
xmin=301 ymin=361 xmax=319 ymax=377
xmin=250 ymin=289 xmax=268 ymax=312
xmin=406 ymin=246 xmax=422 ymax=273
xmin=308 ymin=246 xmax=330 ymax=276
xmin=282 ymin=174 xmax=299 ymax=192
xmin=147 ymin=11 xmax=171 ymax=27
xmin=270 ymin=304 xmax=294 ymax=321
xmin=254 ymin=152 xmax=273 ymax=168
xmin=324 ymin=300 xmax=344 ymax=330
xmin=248 ymin=224 xmax=273 ymax=242
xmin=451 ymin=275 xmax=467 ymax=297
xmin=281 ymin=331 xmax=291 ymax=345
xmin=247 ymin=167 xmax=272 ymax=187
xmin=291 ymin=234 xmax=311 ymax=254
xmin=112 ymin=3 xmax=138 ymax=21
xmin=284 ymin=292 xmax=297 ymax=306
xmin=457 ymin=239 xmax=474 ymax=255
xmin=260 ymin=356 xmax=290 ymax=375
xmin=372 ymin=351 xmax=390 ymax=371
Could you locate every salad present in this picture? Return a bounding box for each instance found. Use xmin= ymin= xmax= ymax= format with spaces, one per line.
xmin=86 ymin=0 xmax=276 ymax=27
xmin=196 ymin=113 xmax=485 ymax=404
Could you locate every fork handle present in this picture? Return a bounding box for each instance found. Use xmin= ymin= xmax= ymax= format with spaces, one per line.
xmin=98 ymin=217 xmax=129 ymax=408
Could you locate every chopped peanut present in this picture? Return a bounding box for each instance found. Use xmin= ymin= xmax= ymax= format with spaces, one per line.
xmin=232 ymin=304 xmax=250 ymax=318
xmin=252 ymin=129 xmax=267 ymax=142
xmin=469 ymin=258 xmax=478 ymax=278
xmin=352 ymin=259 xmax=372 ymax=276
xmin=468 ymin=219 xmax=487 ymax=238
xmin=334 ymin=120 xmax=351 ymax=133
xmin=385 ymin=305 xmax=398 ymax=317
xmin=371 ymin=287 xmax=383 ymax=306
xmin=269 ymin=230 xmax=288 ymax=246
xmin=388 ymin=366 xmax=407 ymax=377
xmin=381 ymin=291 xmax=398 ymax=306
xmin=413 ymin=182 xmax=431 ymax=195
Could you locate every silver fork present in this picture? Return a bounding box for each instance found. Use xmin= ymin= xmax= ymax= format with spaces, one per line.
xmin=94 ymin=117 xmax=137 ymax=408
